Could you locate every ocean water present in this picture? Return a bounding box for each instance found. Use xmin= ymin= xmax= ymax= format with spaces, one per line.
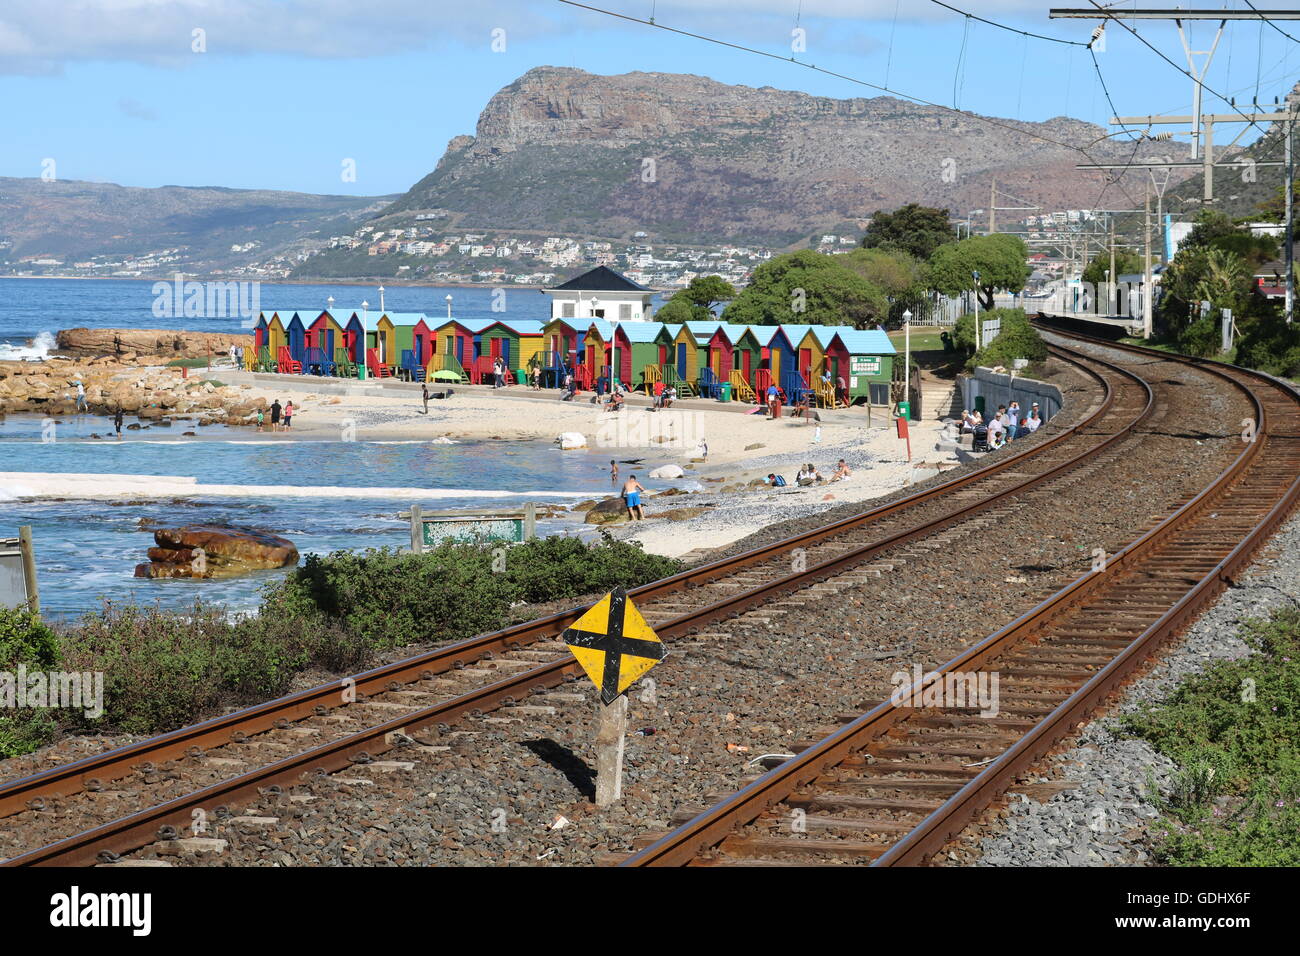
xmin=0 ymin=278 xmax=655 ymax=620
xmin=0 ymin=412 xmax=624 ymax=622
xmin=0 ymin=276 xmax=669 ymax=359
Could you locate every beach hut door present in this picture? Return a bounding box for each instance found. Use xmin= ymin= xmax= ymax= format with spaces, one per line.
xmin=743 ymin=350 xmax=752 ymax=382
xmin=676 ymin=343 xmax=687 ymax=377
xmin=800 ymin=348 xmax=812 ymax=381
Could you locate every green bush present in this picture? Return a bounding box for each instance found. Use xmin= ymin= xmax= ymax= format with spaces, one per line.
xmin=1236 ymin=313 xmax=1300 ymax=379
xmin=60 ymin=601 xmax=373 ymax=736
xmin=266 ymin=544 xmax=517 ymax=649
xmin=1122 ymin=607 xmax=1300 ymax=865
xmin=265 ymin=534 xmax=685 ymax=648
xmin=1177 ymin=315 xmax=1222 ymax=358
xmin=956 ymin=308 xmax=1046 ymax=371
xmin=502 ymin=533 xmax=684 ymax=604
xmin=0 ymin=607 xmax=63 ymax=758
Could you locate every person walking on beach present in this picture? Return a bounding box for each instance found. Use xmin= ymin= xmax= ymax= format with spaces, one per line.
xmin=422 ymin=383 xmax=430 ymax=415
xmin=256 ymin=408 xmax=265 ymax=432
xmin=610 ymin=459 xmax=619 ymax=483
xmin=74 ymin=379 xmax=87 ymax=413
xmin=229 ymin=345 xmax=238 ymax=366
xmin=270 ymin=399 xmax=282 ymax=432
xmin=113 ymin=406 xmax=124 ymax=439
xmin=622 ymin=474 xmax=646 ymax=521
xmin=283 ymin=400 xmax=294 ymax=429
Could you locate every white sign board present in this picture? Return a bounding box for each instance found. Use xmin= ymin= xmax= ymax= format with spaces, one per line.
xmin=850 ymin=356 xmax=881 ymax=376
xmin=982 ymin=319 xmax=1001 ymax=345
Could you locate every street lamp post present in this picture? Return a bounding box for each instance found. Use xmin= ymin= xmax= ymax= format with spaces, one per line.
xmin=972 ymin=270 xmax=982 ymax=351
xmin=445 ymin=294 xmax=453 ymax=319
xmin=358 ymin=299 xmax=369 ymax=381
xmin=902 ymin=309 xmax=912 ymax=420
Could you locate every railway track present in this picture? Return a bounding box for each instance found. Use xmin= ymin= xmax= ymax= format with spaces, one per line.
xmin=0 ymin=332 xmax=1256 ymax=866
xmin=617 ymin=328 xmax=1300 ymax=867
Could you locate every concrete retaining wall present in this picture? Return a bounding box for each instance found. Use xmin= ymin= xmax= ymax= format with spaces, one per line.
xmin=959 ymin=367 xmax=1064 ymax=423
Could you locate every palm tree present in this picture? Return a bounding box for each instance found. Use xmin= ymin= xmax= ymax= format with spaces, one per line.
xmin=1194 ymin=248 xmax=1249 ymax=310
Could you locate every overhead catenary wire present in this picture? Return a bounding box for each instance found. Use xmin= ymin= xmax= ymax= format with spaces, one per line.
xmin=1082 ymin=0 xmax=1275 ymax=140
xmin=928 ymin=0 xmax=1087 ymax=48
xmin=1242 ymin=0 xmax=1300 ymax=47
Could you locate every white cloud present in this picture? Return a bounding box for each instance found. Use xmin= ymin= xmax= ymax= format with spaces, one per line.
xmin=0 ymin=0 xmax=1076 ymax=74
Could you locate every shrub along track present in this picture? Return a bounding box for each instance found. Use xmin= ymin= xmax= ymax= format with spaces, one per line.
xmin=615 ymin=329 xmax=1300 ymax=867
xmin=0 ymin=334 xmax=1253 ymax=866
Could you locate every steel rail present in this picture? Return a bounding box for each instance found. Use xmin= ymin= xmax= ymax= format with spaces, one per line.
xmin=620 ymin=329 xmax=1297 ymax=867
xmin=0 ymin=345 xmax=1122 ymax=820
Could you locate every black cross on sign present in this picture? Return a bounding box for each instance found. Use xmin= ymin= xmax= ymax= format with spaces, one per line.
xmin=563 ymin=588 xmax=666 ymax=705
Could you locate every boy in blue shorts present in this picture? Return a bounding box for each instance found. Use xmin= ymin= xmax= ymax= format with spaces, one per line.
xmin=622 ymin=475 xmax=646 ymax=521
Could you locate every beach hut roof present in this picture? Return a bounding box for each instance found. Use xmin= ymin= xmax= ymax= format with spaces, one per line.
xmin=383 ymin=311 xmax=431 ymax=327
xmin=586 ymin=320 xmax=616 ymax=340
xmin=457 ymin=318 xmax=499 ymax=333
xmin=755 ymin=325 xmax=793 ymax=347
xmin=549 ymin=265 xmax=650 ymax=293
xmin=619 ymin=323 xmax=662 ymax=343
xmin=491 ymin=319 xmax=544 ymax=335
xmin=684 ymin=320 xmax=725 ymax=338
xmin=832 ymin=328 xmax=897 ymax=355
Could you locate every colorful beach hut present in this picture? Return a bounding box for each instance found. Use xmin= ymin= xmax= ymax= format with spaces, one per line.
xmin=581 ymin=320 xmax=615 ymax=390
xmin=754 ymin=326 xmax=797 ymax=398
xmin=828 ymin=328 xmax=896 ymax=404
xmin=469 ymin=319 xmax=543 ymax=384
xmin=726 ymin=325 xmax=762 ymax=401
xmin=615 ymin=322 xmax=661 ymax=392
xmin=382 ymin=312 xmax=434 ymax=380
xmin=541 ymin=317 xmax=582 ymax=386
xmin=253 ymin=311 xmax=287 ymax=370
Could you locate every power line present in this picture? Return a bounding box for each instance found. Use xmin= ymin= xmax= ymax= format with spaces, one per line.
xmin=1242 ymin=0 xmax=1300 ymax=46
xmin=928 ymin=0 xmax=1087 ymax=48
xmin=1080 ymin=1 xmax=1273 ymax=140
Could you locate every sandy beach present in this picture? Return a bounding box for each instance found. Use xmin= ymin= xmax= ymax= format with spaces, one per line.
xmin=4 ymin=362 xmax=978 ymax=562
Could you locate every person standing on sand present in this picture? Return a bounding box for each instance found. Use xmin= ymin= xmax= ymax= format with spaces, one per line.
xmin=422 ymin=383 xmax=430 ymax=415
xmin=283 ymin=400 xmax=294 ymax=430
xmin=113 ymin=407 xmax=124 ymax=439
xmin=622 ymin=475 xmax=646 ymax=521
xmin=610 ymin=460 xmax=619 ymax=483
xmin=270 ymin=399 xmax=282 ymax=432
xmin=256 ymin=408 xmax=265 ymax=432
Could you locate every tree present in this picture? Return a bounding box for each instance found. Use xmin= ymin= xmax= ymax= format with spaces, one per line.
xmin=925 ymin=233 xmax=1032 ymax=310
xmin=1081 ymin=247 xmax=1144 ymax=288
xmin=678 ymin=275 xmax=735 ymax=311
xmin=721 ymin=250 xmax=889 ymax=328
xmin=654 ymin=275 xmax=732 ymax=324
xmin=654 ymin=275 xmax=736 ymax=324
xmin=844 ymin=247 xmax=927 ymax=326
xmin=861 ymin=204 xmax=958 ymax=260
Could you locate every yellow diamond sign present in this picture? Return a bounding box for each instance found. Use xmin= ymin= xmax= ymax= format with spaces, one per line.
xmin=562 ymin=587 xmax=666 ymax=705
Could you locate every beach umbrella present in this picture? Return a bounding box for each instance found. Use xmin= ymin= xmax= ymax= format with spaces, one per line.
xmin=430 ymin=370 xmax=462 ymax=381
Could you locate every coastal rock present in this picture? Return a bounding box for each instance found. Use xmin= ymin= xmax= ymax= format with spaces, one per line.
xmin=584 ymin=498 xmax=629 ymax=525
xmin=135 ymin=525 xmax=299 ymax=579
xmin=649 ymin=465 xmax=684 ymax=479
xmin=56 ymin=328 xmax=253 ymax=360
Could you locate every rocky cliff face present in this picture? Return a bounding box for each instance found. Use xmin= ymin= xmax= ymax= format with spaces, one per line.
xmin=386 ymin=67 xmax=1191 ymax=245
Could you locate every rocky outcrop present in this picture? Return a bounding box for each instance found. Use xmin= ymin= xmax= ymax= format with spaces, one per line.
xmin=134 ymin=525 xmax=299 ymax=579
xmin=57 ymin=328 xmax=253 ymax=359
xmin=0 ymin=352 xmax=267 ymax=421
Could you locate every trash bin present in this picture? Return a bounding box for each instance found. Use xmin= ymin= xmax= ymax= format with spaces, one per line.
xmin=516 ymin=368 xmax=527 ymax=385
xmin=897 ymin=400 xmax=911 ymax=420
xmin=718 ymin=382 xmax=732 ymax=402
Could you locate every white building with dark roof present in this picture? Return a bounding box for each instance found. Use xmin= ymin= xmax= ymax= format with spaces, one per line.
xmin=542 ymin=265 xmax=656 ymax=321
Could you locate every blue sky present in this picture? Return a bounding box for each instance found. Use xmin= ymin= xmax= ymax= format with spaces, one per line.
xmin=1 ymin=1 xmax=1297 ymax=197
